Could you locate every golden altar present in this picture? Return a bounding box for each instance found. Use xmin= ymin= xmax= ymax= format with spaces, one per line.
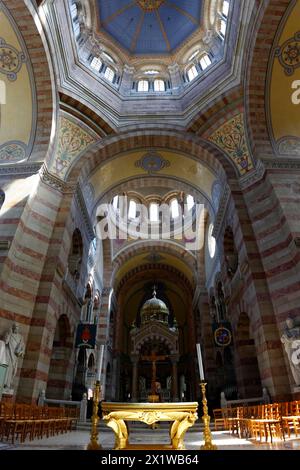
xmin=101 ymin=402 xmax=198 ymax=450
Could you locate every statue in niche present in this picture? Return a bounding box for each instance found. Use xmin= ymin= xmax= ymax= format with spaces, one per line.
xmin=0 ymin=323 xmax=25 ymax=390
xmin=281 ymin=318 xmax=300 ymax=386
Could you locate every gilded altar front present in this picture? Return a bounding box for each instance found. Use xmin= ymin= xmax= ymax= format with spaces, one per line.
xmin=101 ymin=402 xmax=198 ymax=450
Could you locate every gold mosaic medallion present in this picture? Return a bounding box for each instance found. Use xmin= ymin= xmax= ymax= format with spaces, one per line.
xmin=136 ymin=0 xmax=165 ymax=12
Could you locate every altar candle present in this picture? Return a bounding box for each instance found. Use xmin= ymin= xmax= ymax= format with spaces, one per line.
xmin=196 ymin=343 xmax=205 ymax=381
xmin=96 ymin=344 xmax=105 ymax=382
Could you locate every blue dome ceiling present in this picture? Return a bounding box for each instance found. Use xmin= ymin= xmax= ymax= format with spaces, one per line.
xmin=97 ymin=0 xmax=203 ymax=55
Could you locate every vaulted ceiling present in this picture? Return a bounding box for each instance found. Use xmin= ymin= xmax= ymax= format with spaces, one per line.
xmin=97 ymin=0 xmax=202 ymax=54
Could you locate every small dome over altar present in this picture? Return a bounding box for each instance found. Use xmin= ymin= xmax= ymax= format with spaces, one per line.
xmin=140 ymin=288 xmax=169 ymax=324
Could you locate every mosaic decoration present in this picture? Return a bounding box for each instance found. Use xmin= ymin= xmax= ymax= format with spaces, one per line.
xmin=54 ymin=116 xmax=95 ymax=179
xmin=0 ymin=37 xmax=26 ymax=81
xmin=0 ymin=141 xmax=27 ymax=162
xmin=277 ymin=136 xmax=300 ymax=156
xmin=208 ymin=113 xmax=254 ymax=175
xmin=136 ymin=0 xmax=165 ymax=11
xmin=274 ymin=31 xmax=300 ymax=76
xmin=135 ymin=150 xmax=170 ymax=175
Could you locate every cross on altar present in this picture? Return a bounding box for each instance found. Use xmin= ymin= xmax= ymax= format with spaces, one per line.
xmin=141 ymin=349 xmax=168 ymax=395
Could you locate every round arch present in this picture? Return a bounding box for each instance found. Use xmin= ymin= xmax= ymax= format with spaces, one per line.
xmin=67 ymin=130 xmax=238 ymax=184
xmin=1 ymin=0 xmax=56 ymax=162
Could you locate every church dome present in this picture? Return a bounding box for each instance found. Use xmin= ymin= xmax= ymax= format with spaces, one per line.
xmin=140 ymin=289 xmax=169 ymax=324
xmin=98 ymin=0 xmax=202 ymax=55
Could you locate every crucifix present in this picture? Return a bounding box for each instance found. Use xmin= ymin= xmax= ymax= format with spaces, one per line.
xmin=142 ymin=349 xmax=168 ymax=395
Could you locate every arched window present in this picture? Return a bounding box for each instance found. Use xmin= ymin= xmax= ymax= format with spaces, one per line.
xmin=222 ymin=0 xmax=230 ymax=17
xmin=154 ymin=79 xmax=165 ymax=92
xmin=208 ymin=223 xmax=216 ymax=258
xmin=0 ymin=190 xmax=5 ymax=210
xmin=90 ymin=56 xmax=102 ymax=72
xmin=113 ymin=195 xmax=119 ymax=210
xmin=220 ymin=19 xmax=227 ymax=37
xmin=73 ymin=21 xmax=80 ymax=38
xmin=150 ymin=203 xmax=159 ymax=222
xmin=128 ymin=200 xmax=137 ymax=219
xmin=137 ymin=80 xmax=149 ymax=92
xmin=186 ymin=195 xmax=194 ymax=211
xmin=200 ymin=54 xmax=212 ymax=71
xmin=187 ymin=65 xmax=198 ymax=82
xmin=70 ymin=3 xmax=78 ymax=20
xmin=170 ymin=199 xmax=179 ymax=219
xmin=104 ymin=66 xmax=115 ymax=83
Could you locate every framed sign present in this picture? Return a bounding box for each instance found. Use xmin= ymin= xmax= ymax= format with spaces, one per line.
xmin=75 ymin=324 xmax=97 ymax=349
xmin=212 ymin=322 xmax=232 ymax=347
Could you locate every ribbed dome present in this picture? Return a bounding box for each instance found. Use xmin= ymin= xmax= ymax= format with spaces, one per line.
xmin=140 ymin=289 xmax=169 ymax=324
xmin=98 ymin=0 xmax=202 ymax=55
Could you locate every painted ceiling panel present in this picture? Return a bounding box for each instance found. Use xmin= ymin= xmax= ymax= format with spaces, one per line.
xmin=97 ymin=0 xmax=202 ymax=54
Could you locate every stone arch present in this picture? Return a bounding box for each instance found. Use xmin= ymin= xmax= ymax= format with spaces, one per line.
xmin=112 ymin=240 xmax=196 ymax=279
xmin=1 ymin=0 xmax=56 ymax=161
xmin=46 ymin=314 xmax=73 ymax=399
xmin=234 ymin=311 xmax=262 ymax=398
xmin=67 ymin=130 xmax=238 ymax=184
xmin=245 ymin=0 xmax=291 ymax=158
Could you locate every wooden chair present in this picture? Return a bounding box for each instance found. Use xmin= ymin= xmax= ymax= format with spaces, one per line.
xmin=213 ymin=408 xmax=226 ymax=430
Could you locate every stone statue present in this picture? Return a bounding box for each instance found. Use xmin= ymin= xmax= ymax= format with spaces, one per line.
xmin=0 ymin=323 xmax=25 ymax=390
xmin=281 ymin=318 xmax=300 ymax=386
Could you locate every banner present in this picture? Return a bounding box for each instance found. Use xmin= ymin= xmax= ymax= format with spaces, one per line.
xmin=75 ymin=324 xmax=97 ymax=348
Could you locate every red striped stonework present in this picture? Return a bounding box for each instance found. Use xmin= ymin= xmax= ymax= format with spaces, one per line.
xmin=1 ymin=0 xmax=54 ymax=161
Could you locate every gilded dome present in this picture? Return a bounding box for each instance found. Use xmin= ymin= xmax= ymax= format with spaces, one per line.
xmin=140 ymin=289 xmax=169 ymax=324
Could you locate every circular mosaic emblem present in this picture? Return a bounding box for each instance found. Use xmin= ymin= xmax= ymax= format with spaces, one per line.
xmin=0 ymin=142 xmax=27 ymax=162
xmin=274 ymin=32 xmax=300 ymax=76
xmin=136 ymin=0 xmax=165 ymax=11
xmin=0 ymin=38 xmax=26 ymax=81
xmin=214 ymin=327 xmax=232 ymax=347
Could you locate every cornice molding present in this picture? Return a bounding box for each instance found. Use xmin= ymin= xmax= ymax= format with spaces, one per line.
xmin=263 ymin=158 xmax=300 ymax=171
xmin=212 ymin=184 xmax=231 ymax=241
xmin=239 ymin=159 xmax=265 ymax=190
xmin=0 ymin=162 xmax=42 ymax=178
xmin=75 ymin=184 xmax=95 ymax=242
xmin=39 ymin=164 xmax=76 ymax=193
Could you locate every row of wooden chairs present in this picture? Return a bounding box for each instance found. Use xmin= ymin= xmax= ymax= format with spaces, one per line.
xmin=0 ymin=403 xmax=79 ymax=444
xmin=213 ymin=400 xmax=300 ymax=443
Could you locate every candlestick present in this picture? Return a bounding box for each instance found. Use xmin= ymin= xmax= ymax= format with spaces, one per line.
xmin=96 ymin=344 xmax=105 ymax=382
xmin=200 ymin=382 xmax=217 ymax=451
xmin=196 ymin=343 xmax=205 ymax=381
xmin=87 ymin=380 xmax=102 ymax=450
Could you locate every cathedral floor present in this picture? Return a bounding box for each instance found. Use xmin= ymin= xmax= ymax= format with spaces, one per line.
xmin=1 ymin=428 xmax=300 ymax=451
